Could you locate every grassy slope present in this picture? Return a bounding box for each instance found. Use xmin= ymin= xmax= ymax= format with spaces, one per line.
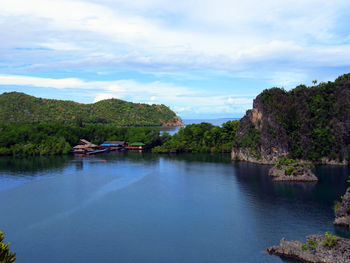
xmin=0 ymin=92 xmax=181 ymax=126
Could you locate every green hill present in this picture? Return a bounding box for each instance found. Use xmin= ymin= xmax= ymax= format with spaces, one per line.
xmin=0 ymin=92 xmax=183 ymax=126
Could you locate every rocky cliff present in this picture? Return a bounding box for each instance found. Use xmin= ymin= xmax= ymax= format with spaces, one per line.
xmin=334 ymin=189 xmax=350 ymax=228
xmin=267 ymin=234 xmax=350 ymax=263
xmin=232 ymin=73 xmax=350 ymax=165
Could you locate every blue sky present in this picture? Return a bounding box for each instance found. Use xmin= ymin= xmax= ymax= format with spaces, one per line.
xmin=1 ymin=0 xmax=350 ymax=118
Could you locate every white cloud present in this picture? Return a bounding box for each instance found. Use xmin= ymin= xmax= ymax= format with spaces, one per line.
xmin=0 ymin=75 xmax=86 ymax=89
xmin=0 ymin=74 xmax=254 ymax=117
xmin=93 ymin=93 xmax=118 ymax=102
xmin=1 ymin=0 xmax=350 ymax=75
xmin=1 ymin=0 xmax=350 ymax=117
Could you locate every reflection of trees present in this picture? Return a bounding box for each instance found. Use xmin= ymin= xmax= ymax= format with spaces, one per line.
xmin=233 ymin=162 xmax=348 ymax=205
xmin=0 ymin=155 xmax=72 ymax=175
xmin=88 ymin=152 xmax=232 ymax=165
xmin=156 ymin=152 xmax=232 ymax=164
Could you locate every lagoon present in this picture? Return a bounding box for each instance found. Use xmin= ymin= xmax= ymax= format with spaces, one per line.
xmin=0 ymin=153 xmax=349 ymax=263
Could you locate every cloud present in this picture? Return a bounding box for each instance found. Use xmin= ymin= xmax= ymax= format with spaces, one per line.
xmin=0 ymin=75 xmax=86 ymax=89
xmin=93 ymin=93 xmax=118 ymax=103
xmin=1 ymin=0 xmax=350 ymax=117
xmin=1 ymin=0 xmax=350 ymax=76
xmin=0 ymin=74 xmax=254 ymax=117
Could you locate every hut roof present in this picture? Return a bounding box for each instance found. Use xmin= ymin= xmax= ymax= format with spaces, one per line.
xmin=80 ymin=139 xmax=91 ymax=145
xmin=79 ymin=139 xmax=97 ymax=147
xmin=103 ymin=141 xmax=126 ymax=145
xmin=129 ymin=142 xmax=145 ymax=146
xmin=73 ymin=145 xmax=86 ymax=149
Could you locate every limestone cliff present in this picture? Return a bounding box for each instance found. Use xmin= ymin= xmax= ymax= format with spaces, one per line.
xmin=334 ymin=189 xmax=350 ymax=228
xmin=232 ymin=73 xmax=350 ymax=165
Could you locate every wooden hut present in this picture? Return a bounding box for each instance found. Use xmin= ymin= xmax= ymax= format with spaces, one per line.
xmin=73 ymin=139 xmax=98 ymax=154
xmin=126 ymin=142 xmax=145 ymax=151
xmin=100 ymin=141 xmax=127 ymax=151
xmin=72 ymin=145 xmax=86 ymax=154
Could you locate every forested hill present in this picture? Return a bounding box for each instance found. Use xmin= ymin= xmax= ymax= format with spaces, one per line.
xmin=232 ymin=73 xmax=350 ymax=165
xmin=0 ymin=92 xmax=183 ymax=126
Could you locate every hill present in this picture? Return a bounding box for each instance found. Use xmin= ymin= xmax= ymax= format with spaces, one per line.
xmin=0 ymin=92 xmax=183 ymax=126
xmin=232 ymin=73 xmax=350 ymax=165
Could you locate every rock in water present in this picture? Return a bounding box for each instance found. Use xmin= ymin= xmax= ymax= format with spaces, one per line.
xmin=334 ymin=189 xmax=350 ymax=228
xmin=267 ymin=234 xmax=350 ymax=263
xmin=268 ymin=162 xmax=318 ymax=182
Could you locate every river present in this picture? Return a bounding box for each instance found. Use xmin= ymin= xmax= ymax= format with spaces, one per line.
xmin=0 ymin=153 xmax=349 ymax=263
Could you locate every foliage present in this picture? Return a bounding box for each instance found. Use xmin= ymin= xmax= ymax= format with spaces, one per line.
xmin=307 ymin=239 xmax=318 ymax=248
xmin=322 ymin=232 xmax=338 ymax=247
xmin=152 ymin=120 xmax=239 ymax=153
xmin=301 ymin=243 xmax=308 ymax=251
xmin=0 ymin=92 xmax=180 ymax=126
xmin=333 ymin=201 xmax=341 ymax=214
xmin=277 ymin=157 xmax=296 ymax=166
xmin=285 ymin=166 xmax=297 ymax=175
xmin=0 ymin=122 xmax=161 ymax=156
xmin=276 ymin=157 xmax=314 ymax=170
xmin=239 ymin=73 xmax=350 ymax=163
xmin=0 ymin=231 xmax=16 ymax=263
xmin=239 ymin=127 xmax=260 ymax=149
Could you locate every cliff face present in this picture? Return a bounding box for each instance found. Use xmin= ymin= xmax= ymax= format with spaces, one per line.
xmin=334 ymin=189 xmax=350 ymax=228
xmin=161 ymin=115 xmax=184 ymax=127
xmin=232 ymin=73 xmax=350 ymax=164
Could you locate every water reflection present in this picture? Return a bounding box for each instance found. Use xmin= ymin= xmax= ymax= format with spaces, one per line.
xmin=0 ymin=155 xmax=73 ymax=174
xmin=0 ymin=153 xmax=350 ymax=263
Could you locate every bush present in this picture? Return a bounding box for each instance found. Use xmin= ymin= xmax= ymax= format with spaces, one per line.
xmin=285 ymin=166 xmax=297 ymax=175
xmin=301 ymin=243 xmax=308 ymax=251
xmin=0 ymin=231 xmax=16 ymax=262
xmin=333 ymin=201 xmax=341 ymax=214
xmin=152 ymin=146 xmax=170 ymax=154
xmin=322 ymin=232 xmax=338 ymax=247
xmin=307 ymin=239 xmax=318 ymax=248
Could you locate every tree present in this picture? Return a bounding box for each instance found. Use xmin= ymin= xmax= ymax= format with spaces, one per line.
xmin=0 ymin=231 xmax=16 ymax=263
xmin=312 ymin=80 xmax=318 ymax=85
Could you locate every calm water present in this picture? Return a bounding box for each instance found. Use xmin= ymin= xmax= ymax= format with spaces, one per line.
xmin=0 ymin=153 xmax=349 ymax=263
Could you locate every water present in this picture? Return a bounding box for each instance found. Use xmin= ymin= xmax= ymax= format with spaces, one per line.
xmin=159 ymin=118 xmax=238 ymax=135
xmin=0 ymin=153 xmax=349 ymax=263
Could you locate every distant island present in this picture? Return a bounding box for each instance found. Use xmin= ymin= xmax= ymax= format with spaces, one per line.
xmin=232 ymin=73 xmax=350 ymax=165
xmin=0 ymin=92 xmax=183 ymax=127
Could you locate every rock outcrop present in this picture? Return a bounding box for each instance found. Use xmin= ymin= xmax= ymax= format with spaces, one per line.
xmin=267 ymin=234 xmax=350 ymax=263
xmin=334 ymin=189 xmax=350 ymax=228
xmin=269 ymin=164 xmax=318 ymax=182
xmin=232 ymin=73 xmax=350 ymax=165
xmin=161 ymin=115 xmax=184 ymax=126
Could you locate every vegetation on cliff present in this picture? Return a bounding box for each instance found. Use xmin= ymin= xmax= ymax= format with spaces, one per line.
xmin=233 ymin=73 xmax=350 ymax=164
xmin=0 ymin=92 xmax=182 ymax=126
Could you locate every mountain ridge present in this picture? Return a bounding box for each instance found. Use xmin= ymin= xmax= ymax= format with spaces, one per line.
xmin=0 ymin=92 xmax=183 ymax=126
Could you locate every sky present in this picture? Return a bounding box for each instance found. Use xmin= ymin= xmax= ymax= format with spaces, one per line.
xmin=1 ymin=0 xmax=350 ymax=119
